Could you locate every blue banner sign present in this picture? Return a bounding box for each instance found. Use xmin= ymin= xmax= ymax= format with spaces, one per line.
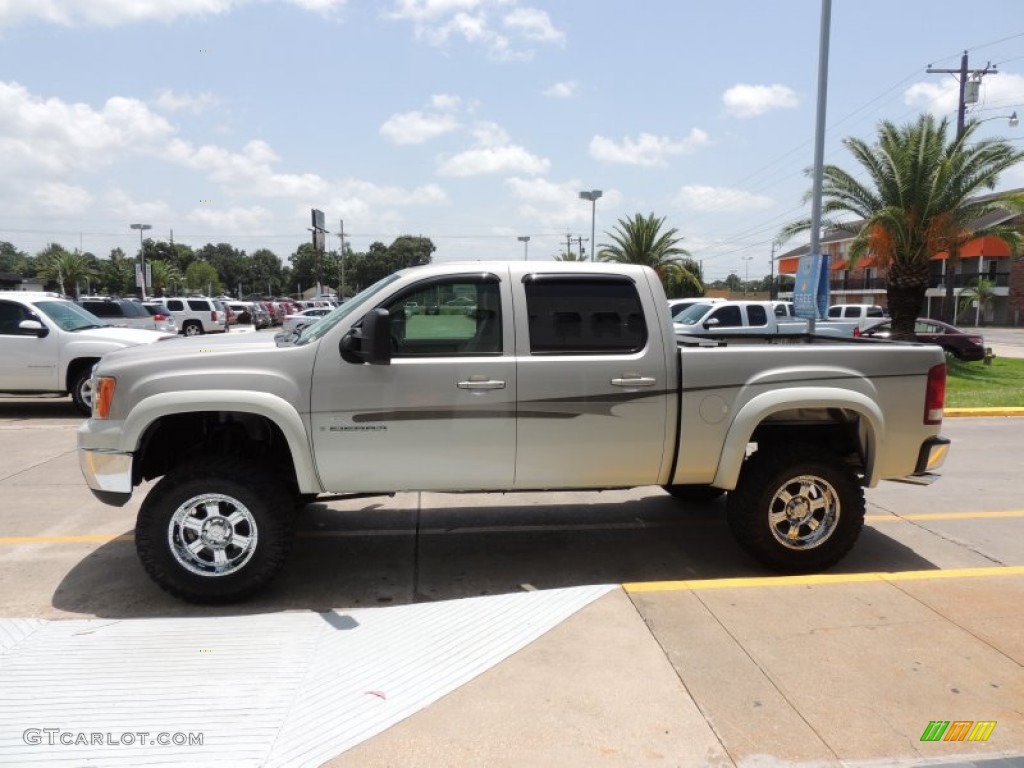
xmin=792 ymin=252 xmax=830 ymax=319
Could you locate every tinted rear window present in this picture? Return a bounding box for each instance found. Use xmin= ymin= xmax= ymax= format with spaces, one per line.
xmin=524 ymin=276 xmax=646 ymax=354
xmin=81 ymin=301 xmax=120 ymax=318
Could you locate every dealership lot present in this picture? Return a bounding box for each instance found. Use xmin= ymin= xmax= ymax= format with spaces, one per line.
xmin=0 ymin=398 xmax=1021 ymax=767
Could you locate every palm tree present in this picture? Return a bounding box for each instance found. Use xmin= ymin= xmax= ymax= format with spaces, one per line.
xmin=554 ymin=250 xmax=588 ymax=262
xmin=780 ymin=114 xmax=1024 ymax=340
xmin=36 ymin=244 xmax=98 ymax=297
xmin=597 ymin=213 xmax=701 ymax=294
xmin=148 ymin=259 xmax=183 ymax=297
xmin=957 ymin=276 xmax=996 ymax=326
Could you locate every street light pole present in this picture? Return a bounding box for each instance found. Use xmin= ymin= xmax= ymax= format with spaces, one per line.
xmin=741 ymin=256 xmax=753 ymax=296
xmin=578 ymin=190 xmax=603 ymax=262
xmin=517 ymin=235 xmax=530 ymax=261
xmin=130 ymin=223 xmax=152 ymax=299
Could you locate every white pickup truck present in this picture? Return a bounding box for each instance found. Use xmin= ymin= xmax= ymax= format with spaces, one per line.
xmin=0 ymin=292 xmax=173 ymax=414
xmin=77 ymin=262 xmax=950 ymax=603
xmin=675 ymin=300 xmax=860 ymax=337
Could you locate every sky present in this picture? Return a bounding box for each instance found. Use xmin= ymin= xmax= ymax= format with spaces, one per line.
xmin=1 ymin=0 xmax=1022 ymax=284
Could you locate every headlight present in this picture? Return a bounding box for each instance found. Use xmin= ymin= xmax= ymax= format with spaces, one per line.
xmin=94 ymin=376 xmax=117 ymax=419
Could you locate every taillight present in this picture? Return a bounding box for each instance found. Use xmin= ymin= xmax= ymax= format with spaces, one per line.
xmin=853 ymin=326 xmax=862 ymax=338
xmin=211 ymin=311 xmax=217 ymax=321
xmin=94 ymin=377 xmax=116 ymax=420
xmin=924 ymin=363 xmax=946 ymax=425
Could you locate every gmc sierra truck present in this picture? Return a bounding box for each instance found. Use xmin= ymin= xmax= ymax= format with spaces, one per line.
xmin=77 ymin=262 xmax=950 ymax=603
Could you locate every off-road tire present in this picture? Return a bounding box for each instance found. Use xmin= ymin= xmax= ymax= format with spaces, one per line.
xmin=136 ymin=457 xmax=295 ymax=603
xmin=662 ymin=484 xmax=726 ymax=503
xmin=183 ymin=321 xmax=204 ymax=336
xmin=70 ymin=367 xmax=94 ymax=416
xmin=726 ymin=446 xmax=864 ymax=574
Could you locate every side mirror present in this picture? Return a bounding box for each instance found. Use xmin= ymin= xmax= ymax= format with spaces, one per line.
xmin=703 ymin=317 xmax=720 ymax=329
xmin=19 ymin=319 xmax=48 ymax=338
xmin=339 ymin=308 xmax=392 ymax=365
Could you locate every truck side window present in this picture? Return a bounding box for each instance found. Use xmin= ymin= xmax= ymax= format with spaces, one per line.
xmin=383 ymin=276 xmax=502 ymax=356
xmin=747 ymin=305 xmax=768 ymax=326
xmin=0 ymin=301 xmax=33 ymax=335
xmin=524 ymin=276 xmax=646 ymax=354
xmin=710 ymin=305 xmax=742 ymax=327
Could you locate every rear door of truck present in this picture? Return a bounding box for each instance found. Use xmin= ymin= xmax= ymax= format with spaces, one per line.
xmin=510 ymin=271 xmax=673 ymax=488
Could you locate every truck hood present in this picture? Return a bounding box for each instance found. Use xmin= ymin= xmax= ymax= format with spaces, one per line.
xmin=71 ymin=326 xmax=175 ymax=345
xmin=97 ymin=328 xmax=276 ymax=369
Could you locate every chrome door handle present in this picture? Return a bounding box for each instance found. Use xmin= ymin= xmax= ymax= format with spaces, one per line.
xmin=611 ymin=376 xmax=656 ymax=387
xmin=458 ymin=378 xmax=506 ymax=390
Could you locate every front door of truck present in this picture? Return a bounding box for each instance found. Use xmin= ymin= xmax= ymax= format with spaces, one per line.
xmin=0 ymin=300 xmax=60 ymax=391
xmin=310 ymin=271 xmax=516 ymax=493
xmin=512 ymin=274 xmax=671 ymax=489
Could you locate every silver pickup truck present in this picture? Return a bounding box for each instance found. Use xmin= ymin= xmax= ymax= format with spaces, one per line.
xmin=77 ymin=262 xmax=950 ymax=603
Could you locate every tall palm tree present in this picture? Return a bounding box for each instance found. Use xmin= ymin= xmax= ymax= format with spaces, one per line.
xmin=598 ymin=212 xmax=701 ymax=294
xmin=148 ymin=259 xmax=183 ymax=297
xmin=780 ymin=114 xmax=1024 ymax=340
xmin=36 ymin=245 xmax=98 ymax=297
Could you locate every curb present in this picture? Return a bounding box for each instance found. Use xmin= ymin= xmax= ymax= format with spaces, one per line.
xmin=946 ymin=407 xmax=1024 ymax=418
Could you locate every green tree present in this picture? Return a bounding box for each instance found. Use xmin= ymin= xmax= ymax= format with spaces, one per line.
xmin=597 ymin=212 xmax=701 ymax=295
xmin=185 ymin=260 xmax=221 ymax=294
xmin=148 ymin=259 xmax=183 ymax=297
xmin=36 ymin=244 xmax=97 ymax=296
xmin=249 ymin=248 xmax=284 ymax=296
xmin=780 ymin=114 xmax=1024 ymax=340
xmin=195 ymin=243 xmax=247 ymax=294
xmin=0 ymin=241 xmax=31 ymax=275
xmin=387 ymin=235 xmax=435 ymax=269
xmin=664 ymin=257 xmax=705 ymax=298
xmin=957 ymin=276 xmax=996 ymax=326
xmin=554 ymin=250 xmax=587 ymax=262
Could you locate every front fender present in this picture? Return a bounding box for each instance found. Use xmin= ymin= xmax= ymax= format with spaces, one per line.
xmin=122 ymin=390 xmax=320 ymax=493
xmin=711 ymin=387 xmax=884 ymax=491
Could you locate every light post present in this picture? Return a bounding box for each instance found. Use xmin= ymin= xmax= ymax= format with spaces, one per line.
xmin=130 ymin=223 xmax=152 ymax=299
xmin=741 ymin=256 xmax=753 ymax=296
xmin=517 ymin=235 xmax=530 ymax=261
xmin=578 ymin=190 xmax=602 ymax=262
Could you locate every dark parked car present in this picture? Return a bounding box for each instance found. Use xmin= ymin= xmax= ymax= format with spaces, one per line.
xmin=78 ymin=297 xmax=159 ymax=331
xmin=859 ymin=318 xmax=985 ymax=361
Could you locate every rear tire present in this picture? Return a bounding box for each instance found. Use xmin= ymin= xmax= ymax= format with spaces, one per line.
xmin=136 ymin=457 xmax=295 ymax=603
xmin=726 ymin=447 xmax=864 ymax=574
xmin=183 ymin=321 xmax=203 ymax=336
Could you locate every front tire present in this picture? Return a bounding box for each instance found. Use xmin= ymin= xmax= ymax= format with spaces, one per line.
xmin=70 ymin=367 xmax=94 ymax=416
xmin=136 ymin=458 xmax=295 ymax=603
xmin=182 ymin=321 xmax=203 ymax=336
xmin=726 ymin=447 xmax=864 ymax=573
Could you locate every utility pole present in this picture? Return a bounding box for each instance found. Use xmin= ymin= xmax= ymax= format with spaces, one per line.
xmin=575 ymin=236 xmax=588 ymax=260
xmin=927 ymin=51 xmax=998 ymax=321
xmin=565 ymin=232 xmax=573 ymax=258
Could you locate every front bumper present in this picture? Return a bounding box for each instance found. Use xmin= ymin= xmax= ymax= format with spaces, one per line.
xmin=79 ymin=448 xmax=133 ymax=507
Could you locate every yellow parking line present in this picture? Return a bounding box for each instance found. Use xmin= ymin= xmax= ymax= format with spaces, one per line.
xmin=867 ymin=510 xmax=1024 ymax=521
xmin=624 ymin=565 xmax=1024 ymax=593
xmin=946 ymin=407 xmax=1024 ymax=418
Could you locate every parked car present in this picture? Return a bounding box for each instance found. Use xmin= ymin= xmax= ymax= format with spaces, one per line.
xmin=77 ymin=297 xmax=159 ymax=331
xmin=281 ymin=307 xmax=332 ymax=334
xmin=0 ymin=292 xmax=173 ymax=414
xmin=141 ymin=302 xmax=178 ymax=333
xmin=674 ymin=300 xmax=858 ymax=337
xmin=859 ymin=318 xmax=985 ymax=361
xmin=828 ymin=304 xmax=888 ymax=320
xmin=151 ymin=297 xmax=227 ymax=336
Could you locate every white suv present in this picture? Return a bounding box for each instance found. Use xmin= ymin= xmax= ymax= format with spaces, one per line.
xmin=154 ymin=297 xmax=227 ymax=336
xmin=0 ymin=292 xmax=172 ymax=414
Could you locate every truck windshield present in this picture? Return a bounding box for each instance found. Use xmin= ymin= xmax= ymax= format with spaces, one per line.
xmin=291 ymin=274 xmax=401 ymax=346
xmin=34 ymin=300 xmax=110 ymax=331
xmin=674 ymin=303 xmax=715 ymax=326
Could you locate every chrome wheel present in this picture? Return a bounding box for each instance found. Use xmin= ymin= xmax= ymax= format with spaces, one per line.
xmin=169 ymin=493 xmax=259 ymax=577
xmin=767 ymin=474 xmax=840 ymax=551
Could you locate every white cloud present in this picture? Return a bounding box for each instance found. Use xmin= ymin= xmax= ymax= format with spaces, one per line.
xmin=0 ymin=81 xmax=175 ymax=175
xmin=469 ymin=121 xmax=509 ymax=147
xmin=502 ymin=7 xmax=563 ymax=43
xmin=430 ymin=93 xmax=461 ymax=111
xmin=387 ymin=1 xmax=562 ymax=60
xmin=0 ymin=0 xmax=347 ymax=28
xmin=438 ymin=145 xmax=548 ymax=176
xmin=904 ymin=72 xmax=1024 ymax=120
xmin=30 ymin=182 xmax=93 ymax=216
xmin=589 ymin=130 xmax=710 ymax=167
xmin=722 ymin=83 xmax=799 ymax=118
xmin=543 ymin=80 xmax=576 ymax=98
xmin=675 ymin=185 xmax=775 ymax=213
xmin=187 ymin=205 xmax=275 ymax=233
xmin=153 ymin=89 xmax=219 ymax=114
xmin=380 ymin=110 xmax=460 ymax=145
xmin=104 ymin=189 xmax=175 ymax=222
xmin=506 ymin=177 xmax=621 ymax=229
